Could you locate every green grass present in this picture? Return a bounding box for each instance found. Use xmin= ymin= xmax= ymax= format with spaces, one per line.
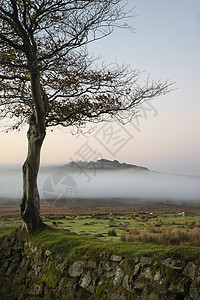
xmin=2 ymin=211 xmax=200 ymax=257
xmin=2 ymin=218 xmax=200 ymax=263
xmin=42 ymin=212 xmax=200 ymax=242
xmin=43 ymin=214 xmax=143 ymax=241
xmin=11 ymin=225 xmax=200 ymax=264
xmin=31 ymin=226 xmax=91 ymax=254
xmin=30 ymin=212 xmax=200 ymax=257
xmin=0 ymin=226 xmax=17 ymax=238
xmin=28 ymin=225 xmax=169 ymax=258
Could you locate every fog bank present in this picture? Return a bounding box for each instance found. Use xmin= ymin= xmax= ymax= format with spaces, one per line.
xmin=0 ymin=164 xmax=200 ymax=202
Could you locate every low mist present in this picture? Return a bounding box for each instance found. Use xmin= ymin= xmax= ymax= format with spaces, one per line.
xmin=0 ymin=164 xmax=200 ymax=203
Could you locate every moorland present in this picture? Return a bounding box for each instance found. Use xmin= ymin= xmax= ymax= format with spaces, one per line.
xmin=2 ymin=200 xmax=200 ymax=299
xmin=1 ymin=199 xmax=200 ymax=247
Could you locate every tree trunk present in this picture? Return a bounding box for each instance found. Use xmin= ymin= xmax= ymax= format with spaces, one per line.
xmin=20 ymin=114 xmax=46 ymax=233
xmin=19 ymin=49 xmax=47 ymax=233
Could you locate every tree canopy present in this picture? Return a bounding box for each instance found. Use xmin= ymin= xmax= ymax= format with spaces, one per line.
xmin=0 ymin=0 xmax=172 ymax=232
xmin=0 ymin=0 xmax=170 ymax=131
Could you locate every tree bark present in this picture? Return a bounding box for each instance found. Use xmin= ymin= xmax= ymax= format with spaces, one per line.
xmin=20 ymin=56 xmax=47 ymax=233
xmin=20 ymin=114 xmax=46 ymax=233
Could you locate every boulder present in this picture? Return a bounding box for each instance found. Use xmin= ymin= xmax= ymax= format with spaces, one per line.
xmin=140 ymin=267 xmax=152 ymax=280
xmin=161 ymin=258 xmax=182 ymax=270
xmin=140 ymin=256 xmax=153 ymax=266
xmin=133 ymin=263 xmax=140 ymax=276
xmin=183 ymin=262 xmax=198 ymax=281
xmin=110 ymin=254 xmax=123 ymax=262
xmin=79 ymin=271 xmax=92 ymax=290
xmin=113 ymin=266 xmax=123 ymax=285
xmin=68 ymin=261 xmax=85 ymax=277
xmin=122 ymin=275 xmax=134 ymax=292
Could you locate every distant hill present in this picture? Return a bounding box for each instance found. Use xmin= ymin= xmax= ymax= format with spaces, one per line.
xmin=61 ymin=159 xmax=149 ymax=171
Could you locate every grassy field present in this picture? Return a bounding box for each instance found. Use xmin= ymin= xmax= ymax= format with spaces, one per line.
xmin=1 ymin=207 xmax=200 ymax=246
xmin=42 ymin=211 xmax=200 ymax=245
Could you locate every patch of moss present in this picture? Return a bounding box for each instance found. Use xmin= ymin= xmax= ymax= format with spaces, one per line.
xmin=158 ymin=265 xmax=174 ymax=280
xmin=42 ymin=274 xmax=58 ymax=289
xmin=95 ymin=281 xmax=108 ymax=299
xmin=43 ymin=288 xmax=55 ymax=300
xmin=168 ymin=246 xmax=200 ymax=264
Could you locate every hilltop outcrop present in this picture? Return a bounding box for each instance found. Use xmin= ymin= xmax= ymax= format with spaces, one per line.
xmin=64 ymin=158 xmax=149 ymax=171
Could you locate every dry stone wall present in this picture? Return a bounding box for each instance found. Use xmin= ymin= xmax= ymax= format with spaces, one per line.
xmin=1 ymin=231 xmax=200 ymax=299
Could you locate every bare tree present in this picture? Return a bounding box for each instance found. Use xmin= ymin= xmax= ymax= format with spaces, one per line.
xmin=0 ymin=0 xmax=172 ymax=233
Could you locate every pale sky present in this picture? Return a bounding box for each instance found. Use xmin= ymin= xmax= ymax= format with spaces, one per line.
xmin=1 ymin=0 xmax=200 ymax=175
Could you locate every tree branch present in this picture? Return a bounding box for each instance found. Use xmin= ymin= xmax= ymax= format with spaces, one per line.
xmin=0 ymin=73 xmax=29 ymax=81
xmin=0 ymin=33 xmax=24 ymax=51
